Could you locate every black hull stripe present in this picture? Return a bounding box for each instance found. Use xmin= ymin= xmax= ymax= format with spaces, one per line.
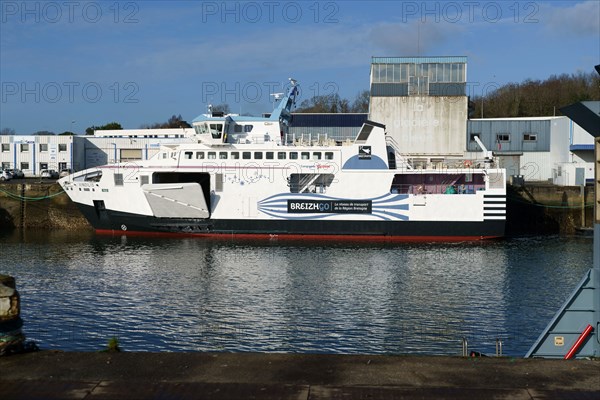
xmin=76 ymin=204 xmax=505 ymax=238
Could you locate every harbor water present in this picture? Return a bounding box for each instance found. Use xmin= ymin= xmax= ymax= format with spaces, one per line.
xmin=0 ymin=230 xmax=593 ymax=356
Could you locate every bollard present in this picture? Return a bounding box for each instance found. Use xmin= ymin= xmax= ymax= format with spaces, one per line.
xmin=461 ymin=337 xmax=468 ymax=357
xmin=0 ymin=274 xmax=26 ymax=356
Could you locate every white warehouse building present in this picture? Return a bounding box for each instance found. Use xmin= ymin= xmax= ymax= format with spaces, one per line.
xmin=0 ymin=128 xmax=194 ymax=176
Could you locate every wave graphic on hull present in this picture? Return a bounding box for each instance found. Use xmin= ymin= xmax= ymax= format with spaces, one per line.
xmin=257 ymin=193 xmax=410 ymax=221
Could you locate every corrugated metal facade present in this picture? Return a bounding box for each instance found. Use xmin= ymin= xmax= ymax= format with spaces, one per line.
xmin=289 ymin=113 xmax=368 ymax=141
xmin=467 ymin=119 xmax=552 ymax=152
xmin=372 ymin=56 xmax=467 ymax=64
xmin=290 ymin=113 xmax=368 ymax=127
xmin=371 ymin=83 xmax=466 ymax=97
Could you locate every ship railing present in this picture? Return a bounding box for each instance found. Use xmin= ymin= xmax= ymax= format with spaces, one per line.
xmin=283 ymin=133 xmax=340 ymax=147
xmin=385 ymin=136 xmax=413 ymax=170
xmin=390 ymin=183 xmax=485 ymax=195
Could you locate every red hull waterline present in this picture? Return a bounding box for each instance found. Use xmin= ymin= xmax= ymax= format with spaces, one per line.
xmin=94 ymin=229 xmax=502 ymax=243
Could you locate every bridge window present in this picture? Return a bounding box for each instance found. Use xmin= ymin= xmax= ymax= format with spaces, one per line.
xmin=196 ymin=151 xmax=204 ymax=159
xmin=242 ymin=152 xmax=251 ymax=159
xmin=207 ymin=152 xmax=216 ymax=159
xmin=231 ymin=152 xmax=240 ymax=159
xmin=325 ymin=152 xmax=334 ymax=160
xmin=210 ymin=123 xmax=223 ymax=139
xmin=219 ymin=152 xmax=228 ymax=159
xmin=254 ymin=152 xmax=263 ymax=159
xmin=277 ymin=152 xmax=286 ymax=160
xmin=289 ymin=152 xmax=298 ymax=160
xmin=266 ymin=152 xmax=274 ymax=160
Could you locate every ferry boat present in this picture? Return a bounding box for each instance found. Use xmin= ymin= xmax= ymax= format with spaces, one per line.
xmin=59 ymin=80 xmax=506 ymax=241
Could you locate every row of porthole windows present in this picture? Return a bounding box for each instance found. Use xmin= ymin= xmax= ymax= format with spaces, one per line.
xmin=182 ymin=151 xmax=336 ymax=161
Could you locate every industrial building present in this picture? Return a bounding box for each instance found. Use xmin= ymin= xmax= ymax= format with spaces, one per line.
xmin=369 ymin=56 xmax=468 ymax=158
xmin=0 ymin=135 xmax=76 ymax=175
xmin=0 ymin=129 xmax=194 ymax=176
xmin=467 ymin=117 xmax=595 ymax=185
xmin=1 ymin=56 xmax=595 ymax=185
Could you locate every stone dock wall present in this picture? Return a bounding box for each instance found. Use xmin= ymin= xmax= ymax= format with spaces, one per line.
xmin=0 ymin=183 xmax=90 ymax=231
xmin=0 ymin=182 xmax=595 ymax=235
xmin=506 ymin=184 xmax=595 ymax=235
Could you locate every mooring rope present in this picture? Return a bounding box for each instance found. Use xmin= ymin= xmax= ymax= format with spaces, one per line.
xmin=0 ymin=187 xmax=65 ymax=202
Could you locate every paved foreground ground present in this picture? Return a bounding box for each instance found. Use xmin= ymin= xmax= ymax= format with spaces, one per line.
xmin=1 ymin=351 xmax=599 ymax=399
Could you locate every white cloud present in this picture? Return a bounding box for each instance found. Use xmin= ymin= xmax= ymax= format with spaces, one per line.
xmin=542 ymin=1 xmax=600 ymax=37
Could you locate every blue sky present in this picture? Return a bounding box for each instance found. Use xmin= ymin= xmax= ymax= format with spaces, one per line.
xmin=1 ymin=1 xmax=599 ymax=134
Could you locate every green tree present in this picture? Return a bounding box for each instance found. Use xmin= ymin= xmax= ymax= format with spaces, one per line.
xmin=350 ymin=90 xmax=370 ymax=113
xmin=140 ymin=114 xmax=191 ymax=129
xmin=0 ymin=128 xmax=16 ymax=136
xmin=85 ymin=122 xmax=123 ymax=135
xmin=471 ymin=71 xmax=599 ymax=118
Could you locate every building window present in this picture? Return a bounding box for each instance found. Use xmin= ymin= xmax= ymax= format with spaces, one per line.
xmin=21 ymin=162 xmax=29 ymax=170
xmin=523 ymin=133 xmax=537 ymax=141
xmin=120 ymin=149 xmax=142 ymax=161
xmin=39 ymin=143 xmax=48 ymax=152
xmin=470 ymin=133 xmax=481 ymax=142
xmin=1 ymin=144 xmax=9 ymax=152
xmin=58 ymin=143 xmax=67 ymax=152
xmin=39 ymin=163 xmax=48 ymax=170
xmin=20 ymin=143 xmax=29 ymax=152
xmin=2 ymin=162 xmax=10 ymax=170
xmin=496 ymin=134 xmax=510 ymax=142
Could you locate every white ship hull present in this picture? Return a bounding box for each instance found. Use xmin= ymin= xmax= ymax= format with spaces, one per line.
xmin=59 ymin=83 xmax=506 ymax=241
